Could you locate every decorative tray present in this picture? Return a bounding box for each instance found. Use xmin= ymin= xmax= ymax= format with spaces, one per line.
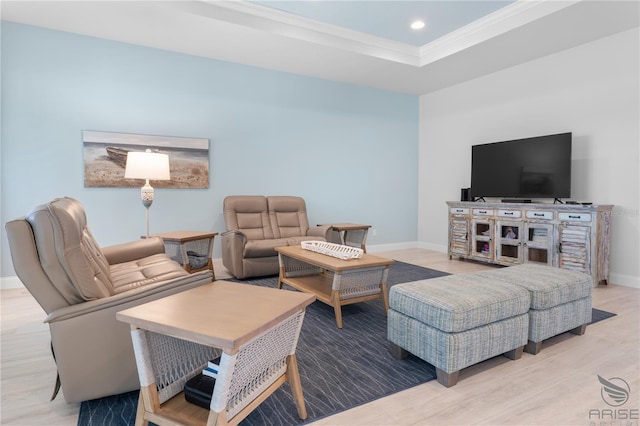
xmin=301 ymin=241 xmax=363 ymax=260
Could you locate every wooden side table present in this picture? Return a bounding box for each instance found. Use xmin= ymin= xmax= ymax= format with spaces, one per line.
xmin=324 ymin=223 xmax=371 ymax=253
xmin=116 ymin=282 xmax=315 ymax=426
xmin=150 ymin=231 xmax=217 ymax=279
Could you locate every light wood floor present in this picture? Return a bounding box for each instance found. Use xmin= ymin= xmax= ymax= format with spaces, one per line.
xmin=1 ymin=249 xmax=638 ymax=425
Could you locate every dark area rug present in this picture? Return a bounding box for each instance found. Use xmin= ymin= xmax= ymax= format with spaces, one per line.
xmin=590 ymin=307 xmax=616 ymax=324
xmin=78 ymin=262 xmax=615 ymax=426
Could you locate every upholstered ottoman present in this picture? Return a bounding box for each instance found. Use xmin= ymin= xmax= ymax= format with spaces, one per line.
xmin=387 ymin=274 xmax=530 ymax=387
xmin=477 ymin=264 xmax=592 ymax=354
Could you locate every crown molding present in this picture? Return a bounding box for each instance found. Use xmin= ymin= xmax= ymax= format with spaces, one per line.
xmin=190 ymin=0 xmax=580 ymax=69
xmin=418 ymin=0 xmax=579 ymax=66
xmin=0 ymin=0 xmax=605 ymax=72
xmin=188 ymin=1 xmax=421 ymax=66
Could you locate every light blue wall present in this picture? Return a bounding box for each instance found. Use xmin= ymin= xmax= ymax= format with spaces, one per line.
xmin=0 ymin=22 xmax=419 ymax=277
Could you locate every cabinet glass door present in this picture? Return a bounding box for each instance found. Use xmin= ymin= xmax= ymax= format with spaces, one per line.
xmin=471 ymin=219 xmax=493 ymax=260
xmin=495 ymin=221 xmax=523 ymax=265
xmin=524 ymin=223 xmax=554 ymax=266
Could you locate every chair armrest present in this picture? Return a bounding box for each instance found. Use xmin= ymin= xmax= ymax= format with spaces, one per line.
xmin=221 ymin=230 xmax=247 ymax=278
xmin=45 ymin=269 xmax=213 ymax=323
xmin=307 ymin=224 xmax=332 ymax=240
xmin=102 ymin=237 xmax=166 ymax=265
xmin=221 ymin=230 xmax=247 ymax=247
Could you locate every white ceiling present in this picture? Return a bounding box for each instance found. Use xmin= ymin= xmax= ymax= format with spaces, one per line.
xmin=2 ymin=1 xmax=639 ymax=95
xmin=248 ymin=0 xmax=516 ymax=46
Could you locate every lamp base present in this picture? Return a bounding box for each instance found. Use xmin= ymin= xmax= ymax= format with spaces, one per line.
xmin=145 ymin=206 xmax=150 ymax=238
xmin=141 ymin=180 xmax=154 ymax=237
xmin=141 ymin=181 xmax=154 ymax=208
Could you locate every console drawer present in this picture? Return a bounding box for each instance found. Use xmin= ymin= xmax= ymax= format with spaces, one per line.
xmin=450 ymin=208 xmax=469 ymax=215
xmin=559 ymin=212 xmax=592 ymax=222
xmin=526 ymin=211 xmax=553 ymax=220
xmin=473 ymin=209 xmax=494 ymax=216
xmin=498 ymin=209 xmax=521 ymax=218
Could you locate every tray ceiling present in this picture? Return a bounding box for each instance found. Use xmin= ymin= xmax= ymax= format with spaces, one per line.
xmin=2 ymin=1 xmax=638 ymax=95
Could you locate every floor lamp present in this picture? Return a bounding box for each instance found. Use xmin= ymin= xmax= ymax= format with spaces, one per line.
xmin=124 ymin=149 xmax=171 ymax=238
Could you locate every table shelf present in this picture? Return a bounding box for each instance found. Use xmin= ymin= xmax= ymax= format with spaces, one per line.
xmin=144 ymin=392 xmax=211 ymax=425
xmin=150 ymin=231 xmax=217 ymax=278
xmin=281 ymin=274 xmax=334 ymax=305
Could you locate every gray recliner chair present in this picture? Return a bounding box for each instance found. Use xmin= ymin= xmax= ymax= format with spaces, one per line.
xmin=4 ymin=197 xmax=213 ymax=403
xmin=221 ymin=195 xmax=331 ymax=279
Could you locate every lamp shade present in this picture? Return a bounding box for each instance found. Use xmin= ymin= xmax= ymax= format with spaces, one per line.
xmin=124 ymin=150 xmax=171 ymax=181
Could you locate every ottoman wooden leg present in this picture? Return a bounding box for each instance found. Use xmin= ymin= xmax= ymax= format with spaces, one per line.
xmin=569 ymin=324 xmax=587 ymax=335
xmin=390 ymin=343 xmax=408 ymax=360
xmin=504 ymin=346 xmax=524 ymax=360
xmin=436 ymin=369 xmax=459 ymax=387
xmin=525 ymin=340 xmax=542 ymax=355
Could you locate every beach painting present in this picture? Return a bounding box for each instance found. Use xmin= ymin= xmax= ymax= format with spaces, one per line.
xmin=83 ymin=130 xmax=209 ymax=188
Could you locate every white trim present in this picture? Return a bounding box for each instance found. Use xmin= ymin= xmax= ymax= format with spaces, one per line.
xmin=608 ymin=273 xmax=640 ymax=289
xmin=5 ymin=247 xmax=636 ymax=290
xmin=181 ymin=1 xmax=421 ymax=66
xmin=1 ymin=276 xmax=24 ymax=290
xmin=194 ymin=0 xmax=579 ymax=68
xmin=416 ymin=241 xmax=448 ymax=253
xmin=412 ymin=243 xmax=639 ymax=289
xmin=365 ymin=241 xmax=418 ymax=253
xmin=418 ymin=0 xmax=578 ymax=66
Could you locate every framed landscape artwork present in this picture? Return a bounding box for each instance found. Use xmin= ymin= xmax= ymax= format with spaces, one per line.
xmin=83 ymin=130 xmax=209 ymax=188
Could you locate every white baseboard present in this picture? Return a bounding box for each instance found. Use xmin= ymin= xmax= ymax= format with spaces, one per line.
xmin=608 ymin=272 xmax=640 ymax=289
xmin=416 ymin=241 xmax=447 ymax=253
xmin=395 ymin=241 xmax=640 ymax=289
xmin=4 ymin=245 xmax=637 ymax=289
xmin=366 ymin=241 xmax=418 ymax=253
xmin=366 ymin=241 xmax=459 ymax=253
xmin=1 ymin=276 xmax=24 ymax=290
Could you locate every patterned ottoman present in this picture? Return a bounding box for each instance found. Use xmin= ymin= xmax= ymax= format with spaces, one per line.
xmin=387 ymin=274 xmax=530 ymax=387
xmin=477 ymin=264 xmax=592 ymax=354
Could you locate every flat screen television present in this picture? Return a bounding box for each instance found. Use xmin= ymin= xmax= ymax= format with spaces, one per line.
xmin=470 ymin=132 xmax=572 ymax=201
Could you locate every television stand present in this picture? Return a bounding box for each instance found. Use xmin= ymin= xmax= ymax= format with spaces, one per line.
xmin=501 ymin=199 xmax=531 ymax=203
xmin=446 ymin=201 xmax=613 ymax=287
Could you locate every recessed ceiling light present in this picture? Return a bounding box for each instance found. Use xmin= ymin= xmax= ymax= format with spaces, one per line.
xmin=410 ymin=20 xmax=426 ymax=30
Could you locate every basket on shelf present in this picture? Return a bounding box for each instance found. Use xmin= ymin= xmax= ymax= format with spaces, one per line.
xmin=301 ymin=240 xmax=363 ymax=260
xmin=187 ymin=250 xmax=209 ymax=270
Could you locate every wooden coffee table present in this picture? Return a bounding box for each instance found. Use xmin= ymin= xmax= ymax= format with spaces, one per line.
xmin=275 ymin=245 xmax=394 ymax=329
xmin=117 ymin=281 xmax=315 ymax=426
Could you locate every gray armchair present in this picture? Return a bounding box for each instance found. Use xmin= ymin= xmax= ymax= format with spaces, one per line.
xmin=4 ymin=197 xmax=213 ymax=403
xmin=221 ymin=195 xmax=330 ymax=279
